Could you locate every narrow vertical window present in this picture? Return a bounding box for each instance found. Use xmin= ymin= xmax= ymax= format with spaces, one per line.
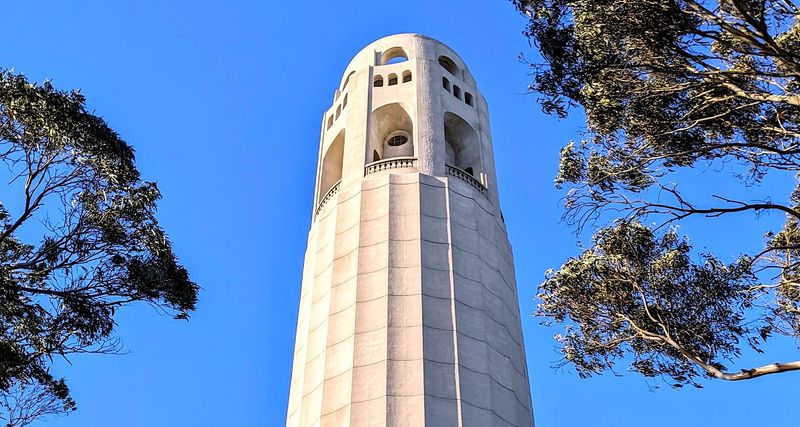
xmin=343 ymin=94 xmax=348 ymax=108
xmin=327 ymin=115 xmax=333 ymax=129
xmin=442 ymin=77 xmax=450 ymax=92
xmin=464 ymin=92 xmax=473 ymax=106
xmin=453 ymin=85 xmax=461 ymax=100
xmin=335 ymin=105 xmax=341 ymax=119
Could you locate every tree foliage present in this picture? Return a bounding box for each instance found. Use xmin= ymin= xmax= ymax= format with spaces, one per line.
xmin=513 ymin=0 xmax=800 ymax=385
xmin=0 ymin=70 xmax=198 ymax=425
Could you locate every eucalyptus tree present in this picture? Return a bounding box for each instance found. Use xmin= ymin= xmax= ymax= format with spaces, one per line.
xmin=0 ymin=70 xmax=198 ymax=425
xmin=513 ymin=0 xmax=800 ymax=386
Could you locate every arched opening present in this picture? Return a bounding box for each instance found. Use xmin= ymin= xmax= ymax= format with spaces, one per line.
xmin=343 ymin=94 xmax=348 ymax=108
xmin=442 ymin=77 xmax=450 ymax=92
xmin=453 ymin=85 xmax=462 ymax=100
xmin=327 ymin=115 xmax=334 ymax=129
xmin=381 ymin=47 xmax=408 ymax=65
xmin=438 ymin=55 xmax=459 ymax=76
xmin=444 ymin=112 xmax=481 ymax=176
xmin=464 ymin=92 xmax=474 ymax=106
xmin=319 ymin=129 xmax=345 ymax=204
xmin=374 ymin=75 xmax=384 ymax=87
xmin=388 ymin=73 xmax=398 ymax=86
xmin=335 ymin=105 xmax=341 ymax=119
xmin=402 ymin=71 xmax=412 ymax=83
xmin=342 ymin=70 xmax=356 ymax=90
xmin=368 ymin=103 xmax=414 ymax=162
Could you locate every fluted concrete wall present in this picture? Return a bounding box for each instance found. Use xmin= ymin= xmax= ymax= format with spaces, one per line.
xmin=287 ymin=34 xmax=534 ymax=427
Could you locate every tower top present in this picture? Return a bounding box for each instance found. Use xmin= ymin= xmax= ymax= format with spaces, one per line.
xmin=314 ymin=32 xmax=500 ymax=219
xmin=336 ymin=33 xmax=477 ymax=100
xmin=289 ymin=34 xmax=534 ymax=427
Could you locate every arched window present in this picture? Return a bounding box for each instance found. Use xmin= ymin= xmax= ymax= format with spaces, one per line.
xmin=335 ymin=105 xmax=341 ymax=119
xmin=342 ymin=70 xmax=355 ymax=91
xmin=464 ymin=92 xmax=474 ymax=106
xmin=327 ymin=115 xmax=334 ymax=129
xmin=367 ymin=103 xmax=414 ymax=162
xmin=453 ymin=85 xmax=462 ymax=100
xmin=444 ymin=112 xmax=481 ymax=178
xmin=319 ymin=129 xmax=345 ymax=205
xmin=402 ymin=71 xmax=412 ymax=83
xmin=381 ymin=47 xmax=408 ymax=65
xmin=343 ymin=94 xmax=348 ymax=108
xmin=438 ymin=55 xmax=459 ymax=75
xmin=388 ymin=73 xmax=398 ymax=86
xmin=374 ymin=75 xmax=384 ymax=87
xmin=442 ymin=77 xmax=451 ymax=92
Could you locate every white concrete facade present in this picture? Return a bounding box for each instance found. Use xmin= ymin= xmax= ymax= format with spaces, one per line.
xmin=287 ymin=34 xmax=534 ymax=427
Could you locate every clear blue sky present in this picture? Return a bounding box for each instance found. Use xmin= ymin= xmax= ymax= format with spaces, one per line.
xmin=1 ymin=1 xmax=798 ymax=426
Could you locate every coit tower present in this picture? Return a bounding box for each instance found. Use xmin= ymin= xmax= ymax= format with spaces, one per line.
xmin=287 ymin=34 xmax=534 ymax=427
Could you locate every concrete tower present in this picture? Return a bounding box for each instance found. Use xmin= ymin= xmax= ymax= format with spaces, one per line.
xmin=287 ymin=34 xmax=534 ymax=427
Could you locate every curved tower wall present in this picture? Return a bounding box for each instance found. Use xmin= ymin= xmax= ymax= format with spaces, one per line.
xmin=288 ymin=34 xmax=534 ymax=427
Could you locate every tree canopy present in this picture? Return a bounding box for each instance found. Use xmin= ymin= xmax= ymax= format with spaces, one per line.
xmin=0 ymin=70 xmax=198 ymax=425
xmin=513 ymin=0 xmax=800 ymax=386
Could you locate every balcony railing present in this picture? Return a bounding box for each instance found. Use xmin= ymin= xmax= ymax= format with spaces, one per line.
xmin=446 ymin=164 xmax=487 ymax=195
xmin=315 ymin=180 xmax=341 ymax=215
xmin=364 ymin=157 xmax=418 ymax=176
